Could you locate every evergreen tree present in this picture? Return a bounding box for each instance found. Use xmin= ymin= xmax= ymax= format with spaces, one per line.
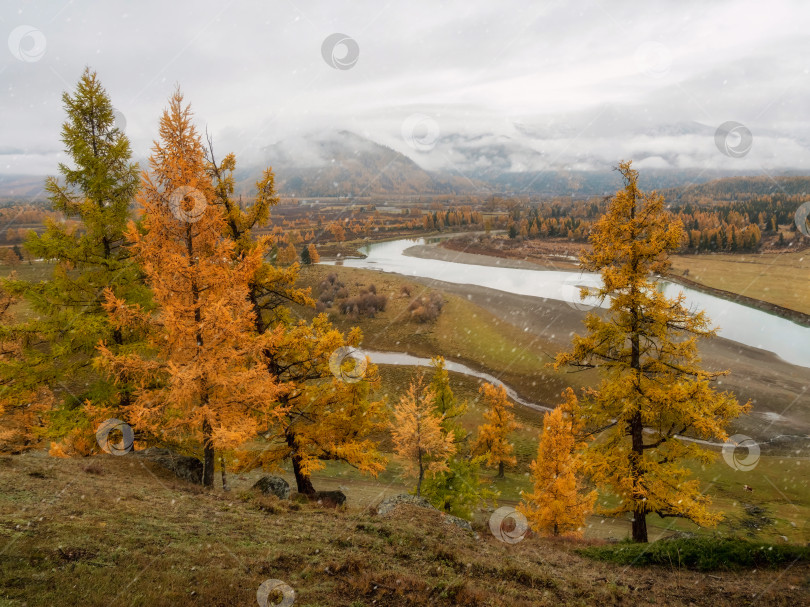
xmin=300 ymin=245 xmax=312 ymax=265
xmin=421 ymin=357 xmax=494 ymax=519
xmin=0 ymin=68 xmax=146 ymax=455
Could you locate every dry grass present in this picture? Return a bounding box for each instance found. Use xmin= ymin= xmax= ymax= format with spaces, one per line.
xmin=669 ymin=250 xmax=810 ymax=315
xmin=1 ymin=452 xmax=808 ymax=606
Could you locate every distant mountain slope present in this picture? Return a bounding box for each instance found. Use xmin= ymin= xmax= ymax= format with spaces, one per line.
xmin=0 ymin=174 xmax=48 ymax=200
xmin=3 ymin=129 xmax=809 ymax=200
xmin=662 ymin=174 xmax=810 ymax=203
xmin=241 ymin=130 xmax=489 ymax=197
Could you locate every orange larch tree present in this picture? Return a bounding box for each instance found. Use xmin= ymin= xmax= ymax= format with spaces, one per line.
xmin=203 ymin=139 xmax=385 ymax=495
xmin=233 ymin=317 xmax=388 ymax=494
xmin=473 ymin=382 xmax=520 ymax=478
xmin=518 ymin=388 xmax=596 ymax=537
xmin=98 ymin=90 xmax=286 ymax=487
xmin=329 ymin=222 xmax=346 ymax=243
xmin=277 ymin=241 xmax=298 ymax=266
xmin=392 ymin=372 xmax=455 ymax=496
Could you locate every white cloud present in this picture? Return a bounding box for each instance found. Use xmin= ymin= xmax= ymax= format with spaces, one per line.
xmin=2 ymin=0 xmax=809 ymax=176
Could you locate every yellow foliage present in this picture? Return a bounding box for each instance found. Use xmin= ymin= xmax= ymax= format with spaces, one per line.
xmin=0 ymin=286 xmax=51 ymax=454
xmin=392 ymin=373 xmax=455 ymax=496
xmin=554 ymin=161 xmax=749 ymax=541
xmin=472 ymin=382 xmax=520 ymax=477
xmin=518 ymin=388 xmax=596 ymax=537
xmin=233 ymin=316 xmax=388 ymax=493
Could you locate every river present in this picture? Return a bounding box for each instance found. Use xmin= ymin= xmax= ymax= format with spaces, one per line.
xmin=326 ymin=237 xmax=810 ymax=369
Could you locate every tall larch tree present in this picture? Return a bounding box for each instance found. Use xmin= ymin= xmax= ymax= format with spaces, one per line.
xmin=98 ymin=90 xmax=285 ymax=487
xmin=204 ymin=139 xmax=385 ymax=494
xmin=473 ymin=382 xmax=520 ymax=478
xmin=0 ymin=68 xmax=145 ymax=455
xmin=518 ymin=388 xmax=596 ymax=537
xmin=554 ymin=161 xmax=749 ymax=542
xmin=392 ymin=373 xmax=455 ymax=497
xmin=204 ymin=137 xmax=312 ymax=331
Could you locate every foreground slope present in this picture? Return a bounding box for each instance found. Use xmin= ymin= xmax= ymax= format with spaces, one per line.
xmin=1 ymin=452 xmax=807 ymax=606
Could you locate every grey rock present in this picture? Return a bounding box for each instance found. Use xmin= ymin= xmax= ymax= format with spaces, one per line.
xmin=376 ymin=494 xmax=473 ymax=532
xmin=443 ymin=514 xmax=473 ymax=532
xmin=376 ymin=494 xmax=433 ymax=516
xmin=252 ymin=476 xmax=291 ymax=500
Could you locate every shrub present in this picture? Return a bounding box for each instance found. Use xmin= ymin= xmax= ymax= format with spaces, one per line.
xmin=577 ymin=536 xmax=810 ymax=571
xmin=339 ymin=290 xmax=387 ymax=318
xmin=408 ymin=292 xmax=444 ymax=323
xmin=317 ymin=273 xmax=347 ymax=308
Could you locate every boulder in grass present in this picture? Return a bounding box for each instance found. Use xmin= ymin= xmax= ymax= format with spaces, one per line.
xmin=130 ymin=448 xmax=203 ymax=485
xmin=252 ymin=476 xmax=291 ymax=500
xmin=376 ymin=494 xmax=433 ymax=516
xmin=376 ymin=493 xmax=473 ymax=532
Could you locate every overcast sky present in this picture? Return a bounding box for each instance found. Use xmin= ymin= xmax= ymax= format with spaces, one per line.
xmin=3 ymin=0 xmax=810 ymax=177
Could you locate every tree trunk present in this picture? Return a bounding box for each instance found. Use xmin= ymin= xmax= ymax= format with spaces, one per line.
xmin=632 ymin=505 xmax=648 ymax=543
xmin=497 ymin=461 xmax=505 ymax=479
xmin=628 ymin=190 xmax=648 ymax=544
xmin=202 ymin=419 xmax=215 ymax=488
xmin=629 ymin=410 xmax=647 ymax=542
xmin=220 ymin=454 xmax=230 ymax=492
xmin=416 ymin=450 xmax=424 ymax=497
xmin=286 ymin=430 xmax=315 ymax=494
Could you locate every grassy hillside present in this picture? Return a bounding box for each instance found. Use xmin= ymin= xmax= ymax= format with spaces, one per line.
xmin=1 ymin=452 xmax=808 ymax=607
xmin=295 ymin=263 xmax=574 ymax=409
